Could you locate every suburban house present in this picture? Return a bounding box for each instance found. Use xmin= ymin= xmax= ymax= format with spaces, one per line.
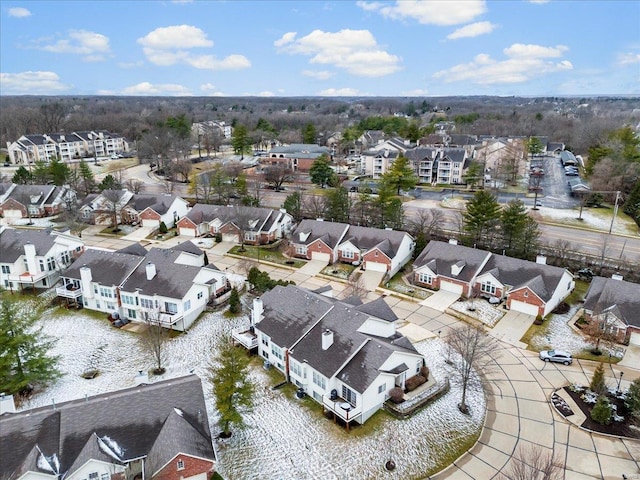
xmin=7 ymin=130 xmax=129 ymax=164
xmin=288 ymin=220 xmax=414 ymax=275
xmin=265 ymin=144 xmax=330 ymax=172
xmin=583 ymin=275 xmax=640 ymax=344
xmin=0 ymin=183 xmax=73 ymax=219
xmin=80 ymin=190 xmax=189 ymax=228
xmin=0 ymin=375 xmax=216 ymax=480
xmin=336 ymin=225 xmax=414 ymax=276
xmin=57 ymin=242 xmax=230 ymax=330
xmin=249 ymin=285 xmax=426 ymax=426
xmin=413 ymin=241 xmax=574 ymax=316
xmin=0 ymin=226 xmax=85 ymax=292
xmin=177 ymin=204 xmax=293 ymax=244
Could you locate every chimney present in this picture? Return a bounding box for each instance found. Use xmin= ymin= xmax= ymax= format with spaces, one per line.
xmin=536 ymin=254 xmax=547 ymax=265
xmin=80 ymin=265 xmax=93 ymax=298
xmin=0 ymin=393 xmax=16 ymax=414
xmin=252 ymin=297 xmax=264 ymax=325
xmin=146 ymin=262 xmax=156 ymax=280
xmin=448 ymin=239 xmax=458 ymax=245
xmin=322 ymin=329 xmax=334 ymax=350
xmin=24 ymin=243 xmax=38 ymax=274
xmin=611 ymin=273 xmax=624 ymax=281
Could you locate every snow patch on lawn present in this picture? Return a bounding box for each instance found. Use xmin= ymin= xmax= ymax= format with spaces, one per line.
xmin=535 ymin=207 xmax=636 ymax=235
xmin=450 ymin=299 xmax=504 ymax=328
xmin=26 ymin=310 xmax=485 ymax=480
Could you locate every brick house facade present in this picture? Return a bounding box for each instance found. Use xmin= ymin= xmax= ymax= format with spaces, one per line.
xmin=152 ymin=454 xmax=215 ymax=480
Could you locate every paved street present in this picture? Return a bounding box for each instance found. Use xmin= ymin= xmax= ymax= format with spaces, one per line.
xmin=78 ymin=227 xmax=640 ymax=479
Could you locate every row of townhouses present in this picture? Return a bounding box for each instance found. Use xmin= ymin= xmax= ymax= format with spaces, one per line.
xmin=0 ymin=183 xmax=73 ymax=219
xmin=7 ymin=130 xmax=129 ymax=164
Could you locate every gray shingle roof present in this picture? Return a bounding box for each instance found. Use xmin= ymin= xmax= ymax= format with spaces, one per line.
xmin=414 ymin=241 xmax=490 ymax=283
xmin=63 ymin=249 xmax=143 ymax=287
xmin=0 ymin=228 xmax=57 ymax=263
xmin=291 ymin=220 xmax=349 ymax=248
xmin=3 ymin=184 xmax=58 ymax=207
xmin=355 ymin=296 xmax=398 ymax=322
xmin=0 ymin=375 xmax=214 ymax=479
xmin=584 ymin=277 xmax=640 ymax=328
xmin=340 ymin=225 xmax=410 ymax=258
xmin=127 ymin=193 xmax=182 ymax=215
xmin=184 ymin=204 xmax=282 ymax=232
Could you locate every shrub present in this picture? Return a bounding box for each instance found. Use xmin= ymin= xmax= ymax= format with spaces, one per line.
xmin=626 ymin=377 xmax=640 ymax=419
xmin=228 ymin=288 xmax=241 ymax=314
xmin=247 ymin=267 xmax=295 ymax=293
xmin=158 ymin=221 xmax=168 ymax=234
xmin=590 ymin=363 xmax=606 ymax=395
xmin=405 ymin=374 xmax=427 ymax=392
xmin=590 ymin=395 xmax=612 ymax=425
xmin=420 ymin=366 xmax=430 ymax=381
xmin=389 ymin=387 xmax=404 ymax=403
xmin=215 ymin=232 xmax=222 ymax=243
xmin=534 ymin=314 xmax=543 ymax=325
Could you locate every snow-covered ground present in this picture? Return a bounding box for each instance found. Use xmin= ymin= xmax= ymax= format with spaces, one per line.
xmin=533 ymin=207 xmax=638 ymax=236
xmin=449 ymin=299 xmax=504 ymax=328
xmin=27 ymin=308 xmax=485 ymax=480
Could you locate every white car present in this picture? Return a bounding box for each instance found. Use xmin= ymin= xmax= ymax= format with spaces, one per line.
xmin=539 ymin=349 xmax=573 ymax=365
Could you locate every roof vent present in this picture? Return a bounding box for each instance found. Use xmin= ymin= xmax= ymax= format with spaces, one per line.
xmin=611 ymin=273 xmax=624 ymax=281
xmin=449 ymin=239 xmax=458 ymax=245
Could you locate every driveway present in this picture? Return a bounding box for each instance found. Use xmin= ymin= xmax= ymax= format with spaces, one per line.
xmin=419 ymin=290 xmax=460 ymax=312
xmin=210 ymin=241 xmax=236 ymax=255
xmin=122 ymin=226 xmax=154 ymax=242
xmin=298 ymin=259 xmax=328 ymax=276
xmin=360 ymin=270 xmax=385 ymax=291
xmin=489 ymin=310 xmax=535 ymax=348
xmin=620 ymin=332 xmax=640 ymax=367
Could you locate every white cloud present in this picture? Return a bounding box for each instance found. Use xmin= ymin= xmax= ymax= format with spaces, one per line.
xmin=200 ymin=83 xmax=225 ymax=96
xmin=122 ymin=82 xmax=192 ymax=96
xmin=0 ymin=71 xmax=69 ymax=94
xmin=618 ymin=52 xmax=640 ymax=66
xmin=402 ymin=88 xmax=430 ymax=96
xmin=528 ymin=0 xmax=550 ymax=4
xmin=138 ymin=25 xmax=213 ymax=50
xmin=118 ymin=60 xmax=144 ymax=68
xmin=36 ymin=30 xmax=110 ymax=61
xmin=317 ymin=87 xmax=361 ymax=96
xmin=433 ymin=43 xmax=572 ymax=85
xmin=447 ymin=21 xmax=496 ymax=40
xmin=8 ymin=7 xmax=31 ymax=17
xmin=302 ymin=70 xmax=334 ymax=80
xmin=275 ymin=29 xmax=401 ymax=77
xmin=274 ymin=32 xmax=297 ymax=47
xmin=258 ymin=91 xmax=275 ymax=97
xmin=357 ymin=0 xmax=487 ymax=26
xmin=138 ymin=25 xmax=250 ymax=71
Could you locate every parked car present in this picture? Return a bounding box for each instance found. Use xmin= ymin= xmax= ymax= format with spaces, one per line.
xmin=535 ymin=200 xmax=543 ymax=207
xmin=577 ymin=268 xmax=594 ymax=280
xmin=539 ymin=349 xmax=573 ymax=365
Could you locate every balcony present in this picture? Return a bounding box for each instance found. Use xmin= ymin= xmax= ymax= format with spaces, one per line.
xmin=322 ymin=393 xmax=362 ymax=426
xmin=232 ymin=327 xmax=258 ymax=349
xmin=56 ymin=284 xmax=83 ymax=299
xmin=8 ymin=271 xmax=50 ymax=285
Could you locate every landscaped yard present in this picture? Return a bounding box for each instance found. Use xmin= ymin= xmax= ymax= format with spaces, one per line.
xmin=384 ymin=268 xmax=431 ymax=300
xmin=228 ymin=245 xmax=305 ymax=268
xmin=449 ymin=298 xmax=505 ymax=328
xmin=26 ymin=305 xmax=485 ymax=480
xmin=321 ymin=263 xmax=356 ymax=280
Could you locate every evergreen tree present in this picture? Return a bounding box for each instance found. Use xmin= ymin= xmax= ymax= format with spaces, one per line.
xmin=231 ymin=124 xmax=251 ymax=159
xmin=623 ymin=178 xmax=640 ymax=226
xmin=49 ymin=157 xmax=71 ymax=186
xmin=462 ymin=161 xmax=483 ymax=189
xmin=32 ymin=160 xmax=51 ymax=184
xmin=526 ymin=136 xmax=544 ymax=159
xmin=209 ymin=334 xmax=255 ymax=436
xmin=0 ymin=298 xmax=61 ymax=396
xmin=165 ymin=114 xmax=191 ymax=138
xmin=78 ymin=159 xmax=96 ymax=195
xmin=326 ymin=186 xmax=350 ymax=223
xmin=12 ymin=165 xmax=33 ymax=185
xmin=590 ymin=362 xmax=607 ymax=395
xmin=625 ymin=377 xmax=640 ymax=419
xmin=380 ymin=155 xmax=417 ymax=195
xmin=309 ymin=155 xmax=335 ymax=188
xmin=590 ymin=395 xmax=612 ymax=425
xmin=500 ymin=199 xmax=528 ymax=253
xmin=302 ymin=123 xmax=317 ymax=144
xmin=463 ymin=190 xmax=501 ymax=247
xmin=98 ymin=174 xmax=121 ymax=191
xmin=283 ymin=191 xmax=304 ymax=222
xmin=228 ymin=288 xmax=241 ymax=314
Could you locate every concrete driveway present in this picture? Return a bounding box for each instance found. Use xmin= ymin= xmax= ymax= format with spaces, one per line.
xmin=360 ymin=270 xmax=385 ymax=291
xmin=122 ymin=226 xmax=154 ymax=242
xmin=298 ymin=259 xmax=328 ymax=276
xmin=210 ymin=241 xmax=236 ymax=255
xmin=489 ymin=310 xmax=535 ymax=348
xmin=419 ymin=290 xmax=460 ymax=312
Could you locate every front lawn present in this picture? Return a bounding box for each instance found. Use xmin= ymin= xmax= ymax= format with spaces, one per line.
xmin=384 ymin=267 xmax=431 ymax=300
xmin=228 ymin=245 xmax=305 ymax=268
xmin=321 ymin=263 xmax=356 ymax=279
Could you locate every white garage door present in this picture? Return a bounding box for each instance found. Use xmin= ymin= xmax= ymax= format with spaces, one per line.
xmin=311 ymin=251 xmax=331 ymax=262
xmin=222 ymin=233 xmax=238 ymax=242
xmin=142 ymin=218 xmax=159 ymax=228
xmin=179 ymin=227 xmax=196 ymax=237
xmin=629 ymin=332 xmax=640 ymax=347
xmin=4 ymin=209 xmax=22 ymax=218
xmin=364 ymin=261 xmax=387 ymax=272
xmin=510 ymin=300 xmax=539 ymax=316
xmin=440 ymin=280 xmax=464 ymax=295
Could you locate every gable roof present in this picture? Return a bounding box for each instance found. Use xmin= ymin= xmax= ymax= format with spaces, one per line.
xmin=2 ymin=184 xmax=59 ymax=207
xmin=340 ymin=225 xmax=410 ymax=258
xmin=584 ymin=276 xmax=640 ymax=328
xmin=184 ymin=204 xmax=285 ymax=232
xmin=290 ymin=219 xmax=349 ymax=248
xmin=0 ymin=227 xmax=57 ymax=263
xmin=127 ymin=193 xmax=184 ymax=215
xmin=414 ymin=241 xmax=490 ymax=283
xmin=63 ymin=249 xmax=144 ymax=286
xmin=0 ymin=375 xmax=214 ymax=480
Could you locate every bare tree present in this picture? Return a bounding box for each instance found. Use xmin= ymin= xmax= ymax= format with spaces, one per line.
xmin=96 ymin=189 xmax=127 ymax=232
xmin=446 ymin=324 xmax=497 ymax=414
xmin=139 ymin=311 xmax=168 ymax=375
xmin=342 ymin=273 xmax=369 ymax=300
xmin=405 ymin=208 xmax=444 ymax=240
xmin=173 ymin=158 xmax=193 ymax=183
xmin=583 ymin=302 xmax=619 ymax=354
xmin=263 ymin=164 xmax=293 ymax=191
xmin=125 ymin=178 xmax=145 ymax=194
xmin=39 ymin=101 xmax=67 ymax=132
xmin=232 ymin=206 xmax=260 ymax=250
xmin=498 ymin=444 xmax=563 ymax=480
xmin=303 ymin=195 xmax=327 ymax=220
xmin=550 ymin=239 xmax=573 ymax=264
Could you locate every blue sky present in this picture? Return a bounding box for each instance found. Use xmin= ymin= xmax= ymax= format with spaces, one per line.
xmin=1 ymin=0 xmax=638 ymax=97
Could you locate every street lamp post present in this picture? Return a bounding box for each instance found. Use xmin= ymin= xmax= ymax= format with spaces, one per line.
xmin=617 ymin=371 xmax=624 ymax=394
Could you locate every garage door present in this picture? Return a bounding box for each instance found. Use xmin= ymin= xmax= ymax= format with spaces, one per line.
xmin=440 ymin=280 xmax=464 ymax=295
xmin=179 ymin=227 xmax=196 ymax=237
xmin=222 ymin=233 xmax=239 ymax=242
xmin=4 ymin=209 xmax=21 ymax=218
xmin=510 ymin=300 xmax=539 ymax=316
xmin=364 ymin=261 xmax=387 ymax=272
xmin=142 ymin=218 xmax=159 ymax=228
xmin=629 ymin=332 xmax=640 ymax=347
xmin=311 ymin=251 xmax=331 ymax=262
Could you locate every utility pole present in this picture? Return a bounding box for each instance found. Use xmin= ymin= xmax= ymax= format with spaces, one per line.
xmin=608 ymin=191 xmax=621 ymax=234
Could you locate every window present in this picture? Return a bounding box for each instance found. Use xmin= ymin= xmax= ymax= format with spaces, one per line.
xmin=271 ymin=344 xmax=283 ymax=361
xmin=312 ymin=371 xmax=326 ymax=390
xmin=295 ymin=245 xmax=307 ymax=255
xmin=99 ymin=287 xmax=114 ymax=298
xmin=140 ymin=297 xmax=154 ymax=309
xmin=245 ymin=231 xmax=257 ymax=241
xmin=60 ymin=251 xmax=70 ymax=265
xmin=342 ymin=250 xmax=354 ymax=259
xmin=418 ymin=273 xmax=432 ymax=284
xmin=47 ymin=257 xmax=56 ymax=271
xmin=261 ymin=334 xmax=269 ymax=346
xmin=89 ymin=473 xmax=98 ymax=480
xmin=177 ymin=459 xmax=185 ymax=471
xmin=378 ymin=383 xmax=386 ymax=394
xmin=197 ymin=291 xmax=203 ymax=299
xmin=164 ymin=302 xmax=178 ymax=314
xmin=96 ymin=301 xmax=101 ymax=309
xmin=1 ymin=265 xmax=9 ymax=274
xmin=184 ymin=300 xmax=191 ymax=311
xmin=342 ymin=385 xmax=357 ymax=406
xmin=127 ymin=309 xmax=136 ymax=319
xmin=480 ymin=282 xmax=496 ymax=295
xmin=101 ymin=474 xmax=109 ymax=480
xmin=523 ymin=291 xmax=529 ymax=298
xmin=93 ymin=285 xmax=98 ymax=294
xmin=291 ymin=360 xmax=302 ymax=377
xmin=121 ymin=294 xmax=134 ymax=305
xmin=39 ymin=259 xmax=45 ymax=272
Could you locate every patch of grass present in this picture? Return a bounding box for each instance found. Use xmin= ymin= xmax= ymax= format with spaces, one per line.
xmin=384 ymin=265 xmax=431 ymax=300
xmin=229 ymin=245 xmax=305 ymax=268
xmin=424 ymin=429 xmax=480 ymax=477
xmin=99 ymin=226 xmax=128 ymax=236
xmin=574 ymin=349 xmax=621 ymax=364
xmin=565 ymin=280 xmax=589 ymax=305
xmin=520 ymin=321 xmax=549 ymax=347
xmin=321 ymin=263 xmax=356 ymax=279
